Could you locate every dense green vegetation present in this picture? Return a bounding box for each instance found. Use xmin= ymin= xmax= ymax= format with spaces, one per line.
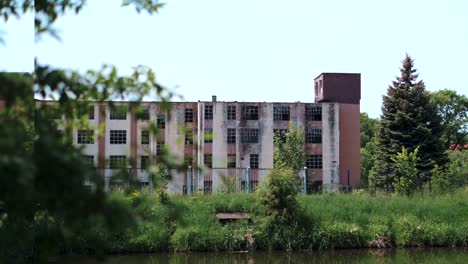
xmin=64 ymin=189 xmax=468 ymax=254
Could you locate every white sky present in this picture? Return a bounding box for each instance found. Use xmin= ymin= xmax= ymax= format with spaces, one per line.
xmin=1 ymin=0 xmax=468 ymax=118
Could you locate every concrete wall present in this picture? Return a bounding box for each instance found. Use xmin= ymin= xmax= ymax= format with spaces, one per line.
xmin=322 ymin=103 xmax=340 ymax=190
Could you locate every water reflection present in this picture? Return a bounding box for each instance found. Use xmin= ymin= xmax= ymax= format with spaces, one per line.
xmin=62 ymin=248 xmax=468 ymax=264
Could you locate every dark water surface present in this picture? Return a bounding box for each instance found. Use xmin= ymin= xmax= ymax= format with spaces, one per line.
xmin=61 ymin=248 xmax=468 ymax=264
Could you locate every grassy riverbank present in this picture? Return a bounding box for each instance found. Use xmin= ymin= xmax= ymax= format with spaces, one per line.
xmin=71 ymin=189 xmax=468 ymax=254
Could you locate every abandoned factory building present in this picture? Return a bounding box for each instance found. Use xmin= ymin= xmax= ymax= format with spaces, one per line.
xmin=48 ymin=72 xmax=361 ymax=193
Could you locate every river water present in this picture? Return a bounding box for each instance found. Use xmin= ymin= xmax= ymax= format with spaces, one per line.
xmin=62 ymin=248 xmax=467 ymax=264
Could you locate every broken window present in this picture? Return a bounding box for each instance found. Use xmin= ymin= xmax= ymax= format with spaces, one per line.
xmin=156 ymin=140 xmax=165 ymax=156
xmin=205 ymin=105 xmax=213 ymax=120
xmin=306 ymin=105 xmax=322 ymax=121
xmin=110 ymin=106 xmax=127 ymax=120
xmin=141 ymin=130 xmax=149 ymax=145
xmin=227 ymin=128 xmax=236 ymax=144
xmin=185 ymin=108 xmax=194 ymax=123
xmin=241 ymin=105 xmax=259 ymax=120
xmin=204 ymin=154 xmax=212 ymax=168
xmin=109 ymin=155 xmax=127 ymax=169
xmin=240 ymin=128 xmax=259 ymax=144
xmin=110 ymin=130 xmax=126 ymax=144
xmin=88 ymin=106 xmax=95 ymax=120
xmin=77 ymin=130 xmax=94 ymax=144
xmin=305 ymin=129 xmax=322 ymax=143
xmin=204 ymin=128 xmax=213 ymax=143
xmin=227 ymin=105 xmax=236 ymax=120
xmin=141 ymin=155 xmax=149 ymax=170
xmin=306 ymin=155 xmax=322 ymax=169
xmin=157 ymin=114 xmax=166 ymax=129
xmin=273 ymin=129 xmax=288 ymax=143
xmin=273 ymin=105 xmax=290 ymax=121
xmin=250 ymin=154 xmax=259 ymax=169
xmin=185 ymin=130 xmax=193 ymax=145
xmin=141 ymin=106 xmax=150 ymax=120
xmin=227 ymin=154 xmax=236 ymax=168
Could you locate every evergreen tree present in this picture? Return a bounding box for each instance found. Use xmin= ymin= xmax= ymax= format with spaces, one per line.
xmin=373 ymin=54 xmax=447 ymax=190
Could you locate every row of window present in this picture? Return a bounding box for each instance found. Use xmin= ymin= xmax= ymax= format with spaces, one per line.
xmin=77 ymin=128 xmax=322 ymax=145
xmin=51 ymin=104 xmax=322 ymax=122
xmin=84 ymin=154 xmax=322 ymax=169
xmin=184 ymin=105 xmax=322 ymax=123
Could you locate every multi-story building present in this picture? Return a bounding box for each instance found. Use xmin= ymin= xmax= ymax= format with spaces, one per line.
xmin=39 ymin=72 xmax=361 ymax=193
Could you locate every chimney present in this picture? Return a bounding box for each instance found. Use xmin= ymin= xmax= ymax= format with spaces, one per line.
xmin=212 ymin=95 xmax=217 ymax=102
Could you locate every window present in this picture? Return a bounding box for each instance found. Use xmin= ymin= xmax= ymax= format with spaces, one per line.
xmin=141 ymin=107 xmax=150 ymax=120
xmin=141 ymin=155 xmax=149 ymax=170
xmin=110 ymin=106 xmax=127 ymax=120
xmin=227 ymin=105 xmax=236 ymax=120
xmin=156 ymin=140 xmax=165 ymax=156
xmin=227 ymin=128 xmax=236 ymax=144
xmin=185 ymin=130 xmax=193 ymax=145
xmin=157 ymin=114 xmax=165 ymax=129
xmin=305 ymin=129 xmax=322 ymax=143
xmin=241 ymin=105 xmax=259 ymax=120
xmin=240 ymin=128 xmax=259 ymax=144
xmin=306 ymin=155 xmax=322 ymax=169
xmin=204 ymin=128 xmax=213 ymax=143
xmin=273 ymin=105 xmax=290 ymax=121
xmin=250 ymin=154 xmax=259 ymax=169
xmin=227 ymin=154 xmax=236 ymax=168
xmin=204 ymin=105 xmax=213 ymax=120
xmin=141 ymin=130 xmax=149 ymax=145
xmin=110 ymin=130 xmax=127 ymax=144
xmin=88 ymin=106 xmax=95 ymax=120
xmin=204 ymin=154 xmax=212 ymax=168
xmin=77 ymin=130 xmax=94 ymax=144
xmin=273 ymin=129 xmax=288 ymax=143
xmin=306 ymin=105 xmax=322 ymax=121
xmin=185 ymin=108 xmax=194 ymax=123
xmin=109 ymin=155 xmax=127 ymax=169
xmin=83 ymin=155 xmax=94 ymax=167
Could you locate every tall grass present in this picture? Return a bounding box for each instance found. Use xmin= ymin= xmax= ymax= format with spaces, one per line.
xmin=71 ymin=189 xmax=468 ymax=253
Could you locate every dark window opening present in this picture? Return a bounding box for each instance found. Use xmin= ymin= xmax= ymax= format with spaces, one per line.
xmin=227 ymin=128 xmax=236 ymax=144
xmin=305 ymin=129 xmax=322 ymax=144
xmin=77 ymin=130 xmax=94 ymax=144
xmin=250 ymin=154 xmax=259 ymax=169
xmin=204 ymin=154 xmax=212 ymax=168
xmin=157 ymin=114 xmax=166 ymax=129
xmin=156 ymin=140 xmax=165 ymax=156
xmin=109 ymin=155 xmax=127 ymax=169
xmin=141 ymin=106 xmax=150 ymax=120
xmin=141 ymin=130 xmax=149 ymax=145
xmin=227 ymin=154 xmax=236 ymax=168
xmin=185 ymin=130 xmax=193 ymax=145
xmin=240 ymin=128 xmax=259 ymax=144
xmin=110 ymin=106 xmax=127 ymax=120
xmin=306 ymin=155 xmax=322 ymax=169
xmin=306 ymin=105 xmax=322 ymax=121
xmin=227 ymin=105 xmax=236 ymax=120
xmin=205 ymin=105 xmax=213 ymax=120
xmin=241 ymin=105 xmax=259 ymax=120
xmin=273 ymin=105 xmax=290 ymax=121
xmin=204 ymin=128 xmax=213 ymax=143
xmin=141 ymin=155 xmax=149 ymax=170
xmin=110 ymin=130 xmax=127 ymax=144
xmin=185 ymin=108 xmax=194 ymax=123
xmin=88 ymin=106 xmax=95 ymax=120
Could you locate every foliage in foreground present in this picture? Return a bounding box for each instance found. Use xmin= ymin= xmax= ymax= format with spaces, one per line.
xmin=64 ymin=189 xmax=468 ymax=254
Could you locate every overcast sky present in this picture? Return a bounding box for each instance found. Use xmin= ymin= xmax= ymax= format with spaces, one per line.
xmin=1 ymin=0 xmax=467 ymax=117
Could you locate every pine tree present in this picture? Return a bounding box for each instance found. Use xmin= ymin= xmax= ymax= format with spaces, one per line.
xmin=373 ymin=54 xmax=447 ymax=190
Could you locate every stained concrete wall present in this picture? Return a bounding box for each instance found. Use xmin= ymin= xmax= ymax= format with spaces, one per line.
xmin=322 ymin=103 xmax=340 ymax=190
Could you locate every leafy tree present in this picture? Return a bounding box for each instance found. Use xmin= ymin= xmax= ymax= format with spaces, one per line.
xmin=0 ymin=0 xmax=176 ymax=261
xmin=373 ymin=54 xmax=447 ymax=190
xmin=273 ymin=125 xmax=307 ymax=173
xmin=431 ymin=150 xmax=468 ymax=193
xmin=430 ymin=89 xmax=468 ymax=147
xmin=360 ymin=113 xmax=379 ymax=188
xmin=392 ymin=146 xmax=420 ymax=196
